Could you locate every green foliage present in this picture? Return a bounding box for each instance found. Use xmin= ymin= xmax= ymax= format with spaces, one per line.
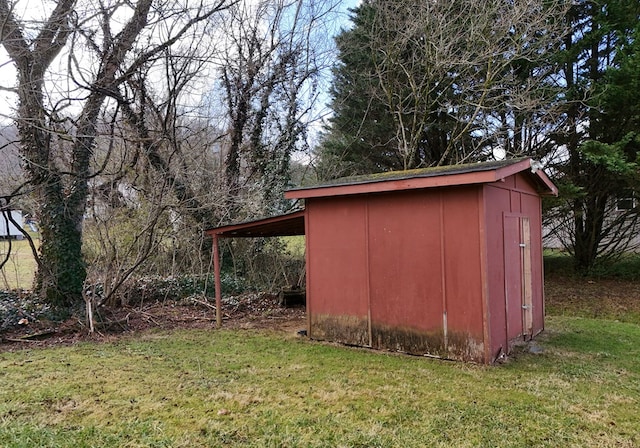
xmin=221 ymin=238 xmax=305 ymax=292
xmin=543 ymin=250 xmax=576 ymax=276
xmin=588 ymin=255 xmax=640 ymax=281
xmin=105 ymin=274 xmax=248 ymax=306
xmin=0 ymin=291 xmax=50 ymax=332
xmin=37 ymin=205 xmax=87 ymax=311
xmin=546 ymin=0 xmax=640 ymax=270
xmin=545 ymin=252 xmax=640 ymax=282
xmin=1 ymin=316 xmax=640 ymax=447
xmin=580 ymin=135 xmax=638 ymax=176
xmin=317 ymin=2 xmax=401 ymax=178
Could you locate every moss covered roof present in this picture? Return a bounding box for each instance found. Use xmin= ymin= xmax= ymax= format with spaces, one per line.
xmin=291 ymin=157 xmax=531 ymax=191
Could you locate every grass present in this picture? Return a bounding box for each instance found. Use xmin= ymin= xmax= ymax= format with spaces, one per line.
xmin=0 ymin=237 xmax=38 ymax=290
xmin=1 ymin=317 xmax=640 ymax=447
xmin=281 ymin=235 xmax=305 ymax=258
xmin=544 ymin=249 xmax=640 ymax=281
xmin=1 ymin=247 xmax=639 ymax=446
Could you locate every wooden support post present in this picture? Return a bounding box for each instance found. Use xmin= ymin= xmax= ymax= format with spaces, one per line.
xmin=212 ymin=234 xmax=222 ymax=328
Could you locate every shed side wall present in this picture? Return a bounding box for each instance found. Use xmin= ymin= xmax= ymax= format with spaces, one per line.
xmin=307 ymin=186 xmax=486 ymax=362
xmin=306 ymin=196 xmax=370 ymax=346
xmin=440 ymin=187 xmax=485 ymax=361
xmin=367 ymin=190 xmax=446 ymax=356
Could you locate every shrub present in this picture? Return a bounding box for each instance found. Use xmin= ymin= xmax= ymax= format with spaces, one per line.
xmin=0 ymin=290 xmax=50 ymax=332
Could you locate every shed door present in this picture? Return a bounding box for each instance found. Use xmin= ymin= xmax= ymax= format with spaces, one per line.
xmin=503 ymin=215 xmax=533 ymax=341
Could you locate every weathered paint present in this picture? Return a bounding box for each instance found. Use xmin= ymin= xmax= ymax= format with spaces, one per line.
xmin=310 ymin=314 xmax=370 ymax=347
xmin=206 ymin=158 xmax=556 ymax=364
xmin=371 ymin=323 xmax=447 ymax=357
xmin=302 ymin=168 xmax=552 ymax=364
xmin=441 ymin=188 xmax=484 ymax=346
xmin=367 ymin=190 xmax=443 ymax=333
xmin=305 ymin=185 xmax=491 ymax=362
xmin=305 ymin=197 xmax=369 ymax=334
xmin=446 ymin=331 xmax=485 ymax=363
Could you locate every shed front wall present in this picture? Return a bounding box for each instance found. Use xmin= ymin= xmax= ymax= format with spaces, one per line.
xmin=306 ymin=186 xmax=487 ymax=362
xmin=484 ymin=173 xmax=545 ymax=361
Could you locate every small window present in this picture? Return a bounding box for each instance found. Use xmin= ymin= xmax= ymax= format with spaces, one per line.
xmin=616 ymin=191 xmax=636 ymax=211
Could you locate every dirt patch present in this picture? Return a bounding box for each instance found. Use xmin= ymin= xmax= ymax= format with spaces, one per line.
xmin=0 ymin=293 xmax=306 ymax=352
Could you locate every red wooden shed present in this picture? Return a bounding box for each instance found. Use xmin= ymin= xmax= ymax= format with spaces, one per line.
xmin=207 ymin=158 xmax=557 ymax=363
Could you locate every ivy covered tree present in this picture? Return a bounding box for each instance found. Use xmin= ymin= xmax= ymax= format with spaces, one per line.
xmin=217 ymin=0 xmax=335 ymax=219
xmin=0 ymin=0 xmax=232 ymax=311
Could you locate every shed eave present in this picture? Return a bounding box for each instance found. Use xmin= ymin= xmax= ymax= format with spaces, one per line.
xmin=531 ymin=169 xmax=558 ymax=196
xmin=285 ymin=158 xmax=558 ymax=199
xmin=204 ymin=210 xmax=305 ymax=238
xmin=491 ymin=158 xmax=558 ymax=196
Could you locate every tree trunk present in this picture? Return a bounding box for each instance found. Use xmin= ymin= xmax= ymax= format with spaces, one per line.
xmin=16 ymin=73 xmax=87 ymax=310
xmin=35 ymin=183 xmax=86 ymax=309
xmin=573 ymin=191 xmax=607 ymax=272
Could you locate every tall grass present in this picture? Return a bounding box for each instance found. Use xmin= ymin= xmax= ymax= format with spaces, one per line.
xmin=1 ymin=316 xmax=639 ymax=447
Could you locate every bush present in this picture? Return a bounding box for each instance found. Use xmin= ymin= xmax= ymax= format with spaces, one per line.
xmin=544 ymin=250 xmax=640 ymax=281
xmin=105 ymin=273 xmax=249 ymax=306
xmin=0 ymin=290 xmax=50 ymax=332
xmin=588 ymin=254 xmax=640 ymax=281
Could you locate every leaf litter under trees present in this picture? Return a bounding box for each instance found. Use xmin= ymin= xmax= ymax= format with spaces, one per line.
xmin=0 ymin=288 xmax=306 ymax=351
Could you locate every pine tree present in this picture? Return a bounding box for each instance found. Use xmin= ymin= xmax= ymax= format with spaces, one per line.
xmin=316 ymin=2 xmax=401 ymax=179
xmin=549 ymin=0 xmax=640 ymax=269
xmin=317 ymin=0 xmax=566 ymax=179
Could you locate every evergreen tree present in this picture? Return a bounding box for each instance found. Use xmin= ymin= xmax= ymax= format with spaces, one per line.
xmin=549 ymin=0 xmax=640 ymax=270
xmin=317 ymin=2 xmax=401 ymax=178
xmin=317 ymin=0 xmax=566 ymax=179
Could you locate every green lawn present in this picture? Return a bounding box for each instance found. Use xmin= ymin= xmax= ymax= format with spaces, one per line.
xmin=1 ymin=316 xmax=639 ymax=447
xmin=0 ymin=237 xmax=38 ymax=290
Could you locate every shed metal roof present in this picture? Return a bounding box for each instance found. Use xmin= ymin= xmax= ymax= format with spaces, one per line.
xmin=285 ymin=157 xmax=558 ymax=199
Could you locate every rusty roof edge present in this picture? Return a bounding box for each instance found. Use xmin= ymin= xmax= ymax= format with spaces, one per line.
xmin=204 ymin=209 xmax=305 ymax=236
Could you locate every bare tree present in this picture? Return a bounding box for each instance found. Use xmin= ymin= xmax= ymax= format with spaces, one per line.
xmin=326 ymin=0 xmax=568 ymax=171
xmin=218 ymin=0 xmax=337 ymax=220
xmin=0 ymin=0 xmax=233 ymax=311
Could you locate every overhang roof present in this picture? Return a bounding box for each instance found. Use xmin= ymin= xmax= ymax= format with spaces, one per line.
xmin=205 ymin=210 xmax=305 ymax=238
xmin=285 ymin=158 xmax=558 ymax=199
